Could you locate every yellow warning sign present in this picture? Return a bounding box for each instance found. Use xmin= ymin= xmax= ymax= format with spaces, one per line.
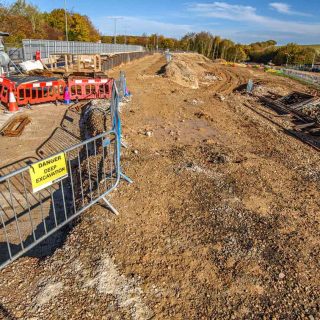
xmin=29 ymin=152 xmax=68 ymax=193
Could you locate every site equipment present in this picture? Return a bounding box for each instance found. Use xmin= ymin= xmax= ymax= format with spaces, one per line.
xmin=0 ymin=32 xmax=10 ymax=76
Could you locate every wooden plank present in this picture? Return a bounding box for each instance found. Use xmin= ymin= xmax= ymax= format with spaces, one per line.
xmin=0 ymin=112 xmax=16 ymax=132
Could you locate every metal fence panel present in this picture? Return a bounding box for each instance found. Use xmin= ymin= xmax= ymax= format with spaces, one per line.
xmin=0 ymin=77 xmax=132 ymax=270
xmin=102 ymin=52 xmax=152 ymax=71
xmin=22 ymin=39 xmax=145 ymax=60
xmin=283 ymin=69 xmax=320 ymax=87
xmin=0 ymin=130 xmax=120 ymax=269
xmin=6 ymin=47 xmax=24 ymax=61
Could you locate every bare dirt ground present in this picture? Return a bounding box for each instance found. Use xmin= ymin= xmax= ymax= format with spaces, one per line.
xmin=0 ymin=53 xmax=319 ymax=319
xmin=0 ymin=103 xmax=68 ymax=166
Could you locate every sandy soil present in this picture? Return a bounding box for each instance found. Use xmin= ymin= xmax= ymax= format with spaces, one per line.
xmin=0 ymin=53 xmax=319 ymax=319
xmin=0 ymin=103 xmax=68 ymax=166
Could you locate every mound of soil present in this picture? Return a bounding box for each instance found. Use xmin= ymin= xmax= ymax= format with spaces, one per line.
xmin=164 ymin=59 xmax=199 ymax=89
xmin=163 ymin=53 xmax=218 ymax=89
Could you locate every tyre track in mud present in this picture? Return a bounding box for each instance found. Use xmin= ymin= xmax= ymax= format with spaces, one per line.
xmin=201 ymin=64 xmax=249 ymax=95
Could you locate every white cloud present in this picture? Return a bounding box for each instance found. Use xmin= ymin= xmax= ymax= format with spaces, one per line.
xmin=269 ymin=2 xmax=311 ymax=16
xmin=270 ymin=2 xmax=291 ymax=14
xmin=188 ymin=2 xmax=257 ymax=21
xmin=188 ymin=2 xmax=320 ymax=36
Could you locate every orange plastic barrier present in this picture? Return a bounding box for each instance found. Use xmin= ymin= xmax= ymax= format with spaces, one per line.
xmin=15 ymin=79 xmax=66 ymax=106
xmin=0 ymin=77 xmax=14 ymax=105
xmin=68 ymin=78 xmax=113 ymax=100
xmin=0 ymin=76 xmax=114 ymax=108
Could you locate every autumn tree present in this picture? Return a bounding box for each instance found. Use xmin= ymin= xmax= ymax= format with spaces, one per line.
xmin=0 ymin=0 xmax=45 ymax=43
xmin=44 ymin=9 xmax=68 ymax=40
xmin=0 ymin=0 xmax=317 ymax=67
xmin=68 ymin=13 xmax=100 ymax=41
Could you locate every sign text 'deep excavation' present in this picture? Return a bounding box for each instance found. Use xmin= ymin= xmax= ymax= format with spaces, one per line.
xmin=29 ymin=152 xmax=68 ymax=193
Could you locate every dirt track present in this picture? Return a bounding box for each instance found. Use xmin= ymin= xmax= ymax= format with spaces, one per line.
xmin=0 ymin=53 xmax=319 ymax=319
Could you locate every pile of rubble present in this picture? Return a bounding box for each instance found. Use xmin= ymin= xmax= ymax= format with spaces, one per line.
xmin=81 ymin=100 xmax=111 ymax=138
xmin=301 ymin=102 xmax=320 ymax=122
xmin=163 ymin=53 xmax=213 ymax=89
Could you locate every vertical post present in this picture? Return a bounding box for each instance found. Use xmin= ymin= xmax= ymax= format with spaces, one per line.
xmin=98 ymin=55 xmax=101 ymax=71
xmin=47 ymin=41 xmax=50 ymax=60
xmin=64 ymin=0 xmax=68 ymax=42
xmin=77 ymin=54 xmax=80 ymax=72
xmin=29 ymin=39 xmax=31 ymax=61
xmin=65 ymin=54 xmax=68 ymax=72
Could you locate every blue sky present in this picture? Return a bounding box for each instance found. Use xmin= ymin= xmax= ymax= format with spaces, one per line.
xmin=6 ymin=0 xmax=320 ymax=44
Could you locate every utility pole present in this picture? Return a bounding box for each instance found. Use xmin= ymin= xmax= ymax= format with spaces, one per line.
xmin=114 ymin=19 xmax=117 ymax=44
xmin=64 ymin=0 xmax=68 ymax=42
xmin=107 ymin=17 xmax=123 ymax=44
xmin=124 ymin=25 xmax=128 ymax=45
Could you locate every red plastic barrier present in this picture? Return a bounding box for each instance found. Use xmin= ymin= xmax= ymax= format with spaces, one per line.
xmin=0 ymin=77 xmax=14 ymax=105
xmin=15 ymin=79 xmax=66 ymax=106
xmin=68 ymin=78 xmax=113 ymax=100
xmin=0 ymin=76 xmax=114 ymax=108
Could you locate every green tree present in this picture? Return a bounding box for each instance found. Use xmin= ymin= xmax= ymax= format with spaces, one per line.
xmin=273 ymin=43 xmax=316 ymax=65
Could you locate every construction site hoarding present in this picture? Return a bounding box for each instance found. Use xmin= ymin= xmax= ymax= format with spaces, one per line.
xmin=22 ymin=39 xmax=145 ymax=61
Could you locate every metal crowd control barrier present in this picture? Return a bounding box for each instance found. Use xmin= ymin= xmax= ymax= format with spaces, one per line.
xmin=111 ymin=80 xmax=133 ymax=184
xmin=0 ymin=82 xmax=131 ymax=270
xmin=115 ymin=71 xmax=128 ymax=100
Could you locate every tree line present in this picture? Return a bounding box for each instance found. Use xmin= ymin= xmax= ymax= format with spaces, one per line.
xmin=0 ymin=0 xmax=318 ymax=66
xmin=105 ymin=32 xmax=318 ymax=66
xmin=0 ymin=0 xmax=100 ymax=43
